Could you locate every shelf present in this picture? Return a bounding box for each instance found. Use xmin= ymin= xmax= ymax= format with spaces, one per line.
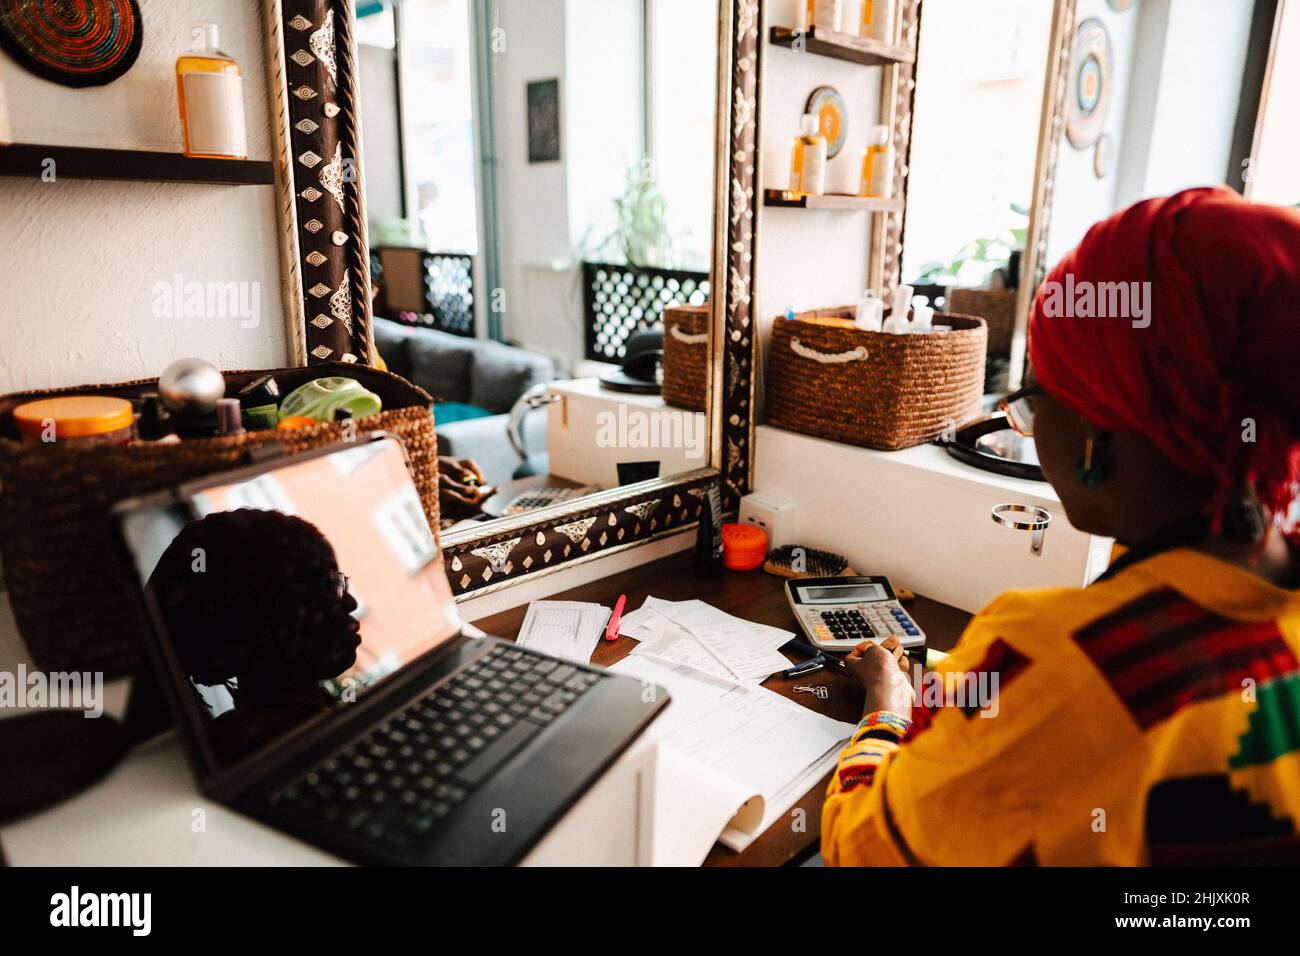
xmin=764 ymin=189 xmax=903 ymax=213
xmin=0 ymin=143 xmax=275 ymax=185
xmin=769 ymin=25 xmax=915 ymax=67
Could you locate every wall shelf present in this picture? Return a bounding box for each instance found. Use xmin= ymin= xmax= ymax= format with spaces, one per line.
xmin=764 ymin=189 xmax=904 ymax=213
xmin=768 ymin=25 xmax=915 ymax=67
xmin=0 ymin=143 xmax=275 ymax=186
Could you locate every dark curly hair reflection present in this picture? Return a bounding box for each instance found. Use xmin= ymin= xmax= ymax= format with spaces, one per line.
xmin=147 ymin=509 xmax=361 ymax=762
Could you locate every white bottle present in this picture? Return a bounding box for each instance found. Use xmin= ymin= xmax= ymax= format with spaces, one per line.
xmin=854 ymin=289 xmax=884 ymax=332
xmin=176 ymin=23 xmax=247 ymax=159
xmin=790 ymin=113 xmax=827 ymax=197
xmin=812 ymin=0 xmax=843 ymax=32
xmin=883 ymin=283 xmax=914 ymax=334
xmin=910 ymin=295 xmax=934 ymax=332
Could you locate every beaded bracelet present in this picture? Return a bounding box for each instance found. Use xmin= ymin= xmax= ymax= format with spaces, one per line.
xmin=855 ymin=710 xmax=911 ymax=742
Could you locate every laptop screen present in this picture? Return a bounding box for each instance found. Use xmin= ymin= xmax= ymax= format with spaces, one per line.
xmin=119 ymin=437 xmax=460 ymax=771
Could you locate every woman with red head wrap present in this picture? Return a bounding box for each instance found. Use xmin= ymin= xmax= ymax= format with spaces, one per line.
xmin=1029 ymin=186 xmax=1300 ymax=543
xmin=822 ymin=188 xmax=1300 ymax=865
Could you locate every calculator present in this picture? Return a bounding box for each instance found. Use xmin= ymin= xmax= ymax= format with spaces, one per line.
xmin=784 ymin=576 xmax=926 ymax=654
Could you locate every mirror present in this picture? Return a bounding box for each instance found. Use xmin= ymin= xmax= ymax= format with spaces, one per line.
xmin=354 ymin=0 xmax=719 ymax=532
xmin=901 ymin=0 xmax=1057 ymax=395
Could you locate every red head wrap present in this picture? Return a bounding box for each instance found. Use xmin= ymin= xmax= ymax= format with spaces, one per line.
xmin=1028 ymin=186 xmax=1300 ymax=525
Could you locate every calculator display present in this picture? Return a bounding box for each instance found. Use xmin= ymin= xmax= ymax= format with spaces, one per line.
xmin=798 ymin=583 xmax=888 ymax=604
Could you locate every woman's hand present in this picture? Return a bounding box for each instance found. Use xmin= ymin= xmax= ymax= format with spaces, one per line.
xmin=845 ymin=636 xmax=915 ymax=719
xmin=438 ymin=457 xmax=495 ymax=517
xmin=440 ymin=456 xmax=487 ymax=489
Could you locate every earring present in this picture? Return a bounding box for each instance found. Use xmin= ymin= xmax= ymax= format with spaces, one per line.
xmin=1077 ymin=433 xmax=1110 ymax=487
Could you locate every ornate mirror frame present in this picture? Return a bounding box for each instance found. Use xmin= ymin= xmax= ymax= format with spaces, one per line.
xmin=267 ymin=0 xmax=763 ymax=597
xmin=867 ymin=0 xmax=922 ymax=302
xmin=1009 ymin=0 xmax=1078 ymax=388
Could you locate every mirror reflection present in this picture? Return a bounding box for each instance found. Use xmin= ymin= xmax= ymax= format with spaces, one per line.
xmin=902 ymin=0 xmax=1054 ymax=395
xmin=356 ymin=0 xmax=719 ymax=531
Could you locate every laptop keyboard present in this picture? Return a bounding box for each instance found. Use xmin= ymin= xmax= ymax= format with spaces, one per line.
xmin=267 ymin=644 xmax=601 ymax=853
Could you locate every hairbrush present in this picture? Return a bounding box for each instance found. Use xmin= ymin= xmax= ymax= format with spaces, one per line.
xmin=762 ymin=545 xmax=856 ymax=579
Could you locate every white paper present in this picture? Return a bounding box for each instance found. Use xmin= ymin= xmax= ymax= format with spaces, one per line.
xmin=650 ymin=744 xmax=759 ymax=865
xmin=610 ymin=655 xmax=853 ymax=852
xmin=516 ymin=600 xmax=609 ymax=664
xmin=633 ymin=631 xmax=740 ymax=683
xmin=621 ymin=597 xmax=795 ymax=683
xmin=657 ymin=600 xmax=794 ymax=683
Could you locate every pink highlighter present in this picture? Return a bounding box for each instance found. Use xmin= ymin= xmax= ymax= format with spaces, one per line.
xmin=605 ymin=594 xmax=627 ymax=641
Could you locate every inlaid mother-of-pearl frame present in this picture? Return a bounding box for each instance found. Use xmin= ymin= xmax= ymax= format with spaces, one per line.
xmin=267 ymin=0 xmax=763 ymax=597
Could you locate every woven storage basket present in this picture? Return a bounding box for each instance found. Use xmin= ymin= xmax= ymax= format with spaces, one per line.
xmin=662 ymin=304 xmax=709 ymax=411
xmin=0 ymin=364 xmax=439 ymax=677
xmin=765 ymin=307 xmax=986 ymax=451
xmin=947 ymin=287 xmax=1016 ymax=357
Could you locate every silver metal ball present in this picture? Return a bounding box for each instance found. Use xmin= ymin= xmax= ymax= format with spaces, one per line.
xmin=158 ymin=358 xmax=225 ymax=417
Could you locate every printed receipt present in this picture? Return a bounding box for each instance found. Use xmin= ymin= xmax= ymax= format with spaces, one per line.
xmin=515 ymin=601 xmax=611 ymax=664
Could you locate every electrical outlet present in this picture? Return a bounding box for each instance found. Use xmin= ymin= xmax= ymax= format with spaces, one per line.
xmin=739 ymin=491 xmax=797 ymax=548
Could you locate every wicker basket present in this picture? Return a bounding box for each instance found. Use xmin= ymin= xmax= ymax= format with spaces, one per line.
xmin=0 ymin=364 xmax=439 ymax=677
xmin=662 ymin=304 xmax=709 ymax=411
xmin=765 ymin=307 xmax=986 ymax=451
xmin=947 ymin=288 xmax=1016 ymax=357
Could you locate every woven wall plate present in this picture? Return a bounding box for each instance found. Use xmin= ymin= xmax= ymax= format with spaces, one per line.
xmin=806 ymin=85 xmax=847 ymax=158
xmin=1065 ymin=17 xmax=1112 ymax=150
xmin=0 ymin=0 xmax=143 ymax=88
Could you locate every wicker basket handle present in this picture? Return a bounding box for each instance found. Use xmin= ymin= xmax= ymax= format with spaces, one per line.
xmin=789 ymin=338 xmax=869 ymax=364
xmin=669 ymin=325 xmax=709 ymax=345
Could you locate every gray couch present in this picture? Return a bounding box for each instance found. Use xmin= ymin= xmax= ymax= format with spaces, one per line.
xmin=373 ymin=317 xmax=554 ymax=485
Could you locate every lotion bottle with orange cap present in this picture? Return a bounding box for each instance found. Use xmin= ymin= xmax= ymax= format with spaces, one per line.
xmin=790 ymin=114 xmax=827 ymax=198
xmin=176 ymin=22 xmax=248 ymax=159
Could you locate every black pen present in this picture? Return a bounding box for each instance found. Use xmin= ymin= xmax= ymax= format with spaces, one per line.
xmin=783 ymin=639 xmax=847 ymax=670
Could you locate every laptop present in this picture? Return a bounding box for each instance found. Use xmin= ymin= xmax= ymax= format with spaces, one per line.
xmin=111 ymin=434 xmax=667 ymax=866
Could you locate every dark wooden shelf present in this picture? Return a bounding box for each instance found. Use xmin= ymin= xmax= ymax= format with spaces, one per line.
xmin=0 ymin=143 xmax=274 ymax=185
xmin=764 ymin=189 xmax=904 ymax=213
xmin=769 ymin=25 xmax=915 ymax=66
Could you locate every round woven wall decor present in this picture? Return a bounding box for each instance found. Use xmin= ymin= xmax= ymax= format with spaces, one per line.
xmin=0 ymin=0 xmax=143 ymax=88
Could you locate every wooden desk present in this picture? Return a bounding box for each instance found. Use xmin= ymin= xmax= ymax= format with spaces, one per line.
xmin=472 ymin=549 xmax=973 ymax=867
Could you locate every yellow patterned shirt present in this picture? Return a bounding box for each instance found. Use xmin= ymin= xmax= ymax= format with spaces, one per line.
xmin=822 ymin=549 xmax=1300 ymax=865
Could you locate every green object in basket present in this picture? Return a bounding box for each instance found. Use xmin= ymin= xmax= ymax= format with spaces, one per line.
xmin=278 ymin=377 xmax=383 ymax=423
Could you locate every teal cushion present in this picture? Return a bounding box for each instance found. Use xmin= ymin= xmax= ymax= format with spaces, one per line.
xmin=435 ymin=402 xmax=493 ymax=425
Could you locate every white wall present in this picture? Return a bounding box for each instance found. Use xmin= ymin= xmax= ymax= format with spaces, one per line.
xmin=1046 ymin=0 xmax=1255 ymax=264
xmin=0 ymin=0 xmax=290 ymax=393
xmin=488 ymin=0 xmax=571 ymax=354
xmin=1117 ymin=0 xmax=1254 ymax=205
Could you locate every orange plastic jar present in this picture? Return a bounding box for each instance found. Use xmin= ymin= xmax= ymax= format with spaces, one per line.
xmin=12 ymin=396 xmax=134 ymax=447
xmin=722 ymin=522 xmax=769 ymax=571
